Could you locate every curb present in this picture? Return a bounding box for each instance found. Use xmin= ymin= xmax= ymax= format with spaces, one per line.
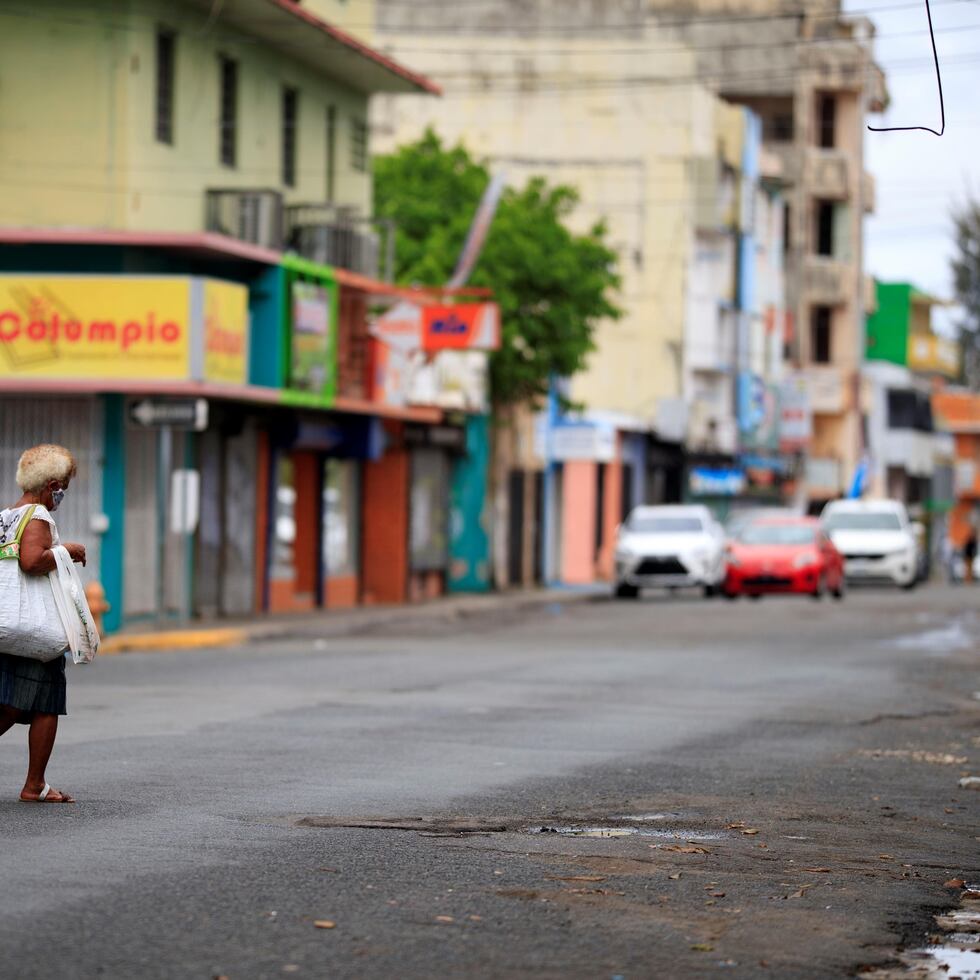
xmin=97 ymin=589 xmax=606 ymax=655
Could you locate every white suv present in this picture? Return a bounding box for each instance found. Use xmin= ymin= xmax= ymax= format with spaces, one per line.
xmin=821 ymin=499 xmax=918 ymax=589
xmin=614 ymin=505 xmax=726 ymax=598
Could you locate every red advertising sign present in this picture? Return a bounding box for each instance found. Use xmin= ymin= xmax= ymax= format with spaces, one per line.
xmin=422 ymin=303 xmax=500 ymax=352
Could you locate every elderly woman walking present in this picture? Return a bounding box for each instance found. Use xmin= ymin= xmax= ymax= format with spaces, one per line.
xmin=0 ymin=444 xmax=87 ymax=803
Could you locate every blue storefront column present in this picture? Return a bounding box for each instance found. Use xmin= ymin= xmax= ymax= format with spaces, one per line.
xmin=100 ymin=394 xmax=126 ymax=634
xmin=448 ymin=415 xmax=492 ymax=592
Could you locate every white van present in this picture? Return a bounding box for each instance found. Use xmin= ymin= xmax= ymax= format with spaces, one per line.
xmin=820 ymin=499 xmax=918 ymax=589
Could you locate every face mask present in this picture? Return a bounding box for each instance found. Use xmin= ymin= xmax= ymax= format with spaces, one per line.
xmin=50 ymin=488 xmax=66 ymax=512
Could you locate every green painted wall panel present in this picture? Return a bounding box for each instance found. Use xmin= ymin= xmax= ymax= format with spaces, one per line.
xmin=866 ymin=282 xmax=912 ymax=366
xmin=448 ymin=415 xmax=491 ymax=593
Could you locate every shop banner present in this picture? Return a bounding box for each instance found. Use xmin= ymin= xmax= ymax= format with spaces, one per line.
xmin=203 ymin=279 xmax=249 ymax=385
xmin=779 ymin=373 xmax=812 ymax=451
xmin=290 ymin=280 xmax=334 ymax=399
xmin=0 ymin=274 xmax=250 ymax=385
xmin=372 ymin=301 xmax=500 ymax=352
xmin=422 ymin=304 xmax=500 ymax=352
xmin=0 ymin=276 xmax=192 ymax=380
xmin=737 ymin=371 xmax=780 ymax=452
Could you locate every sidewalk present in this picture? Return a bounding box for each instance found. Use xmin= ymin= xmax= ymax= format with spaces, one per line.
xmin=99 ymin=586 xmax=608 ymax=655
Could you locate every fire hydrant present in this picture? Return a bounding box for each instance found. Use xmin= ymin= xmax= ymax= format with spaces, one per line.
xmin=84 ymin=581 xmax=110 ymax=638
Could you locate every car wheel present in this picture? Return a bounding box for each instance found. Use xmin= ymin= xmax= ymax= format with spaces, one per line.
xmin=749 ymin=593 xmax=762 ymax=601
xmin=811 ymin=575 xmax=825 ymax=600
xmin=614 ymin=582 xmax=639 ymax=599
xmin=901 ymin=578 xmax=918 ymax=592
xmin=703 ymin=584 xmax=718 ymax=599
xmin=724 ymin=590 xmax=740 ymax=601
xmin=831 ymin=576 xmax=845 ymax=601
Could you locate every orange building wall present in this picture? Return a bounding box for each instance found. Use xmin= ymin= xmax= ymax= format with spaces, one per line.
xmin=324 ymin=575 xmax=359 ymax=609
xmin=561 ymin=460 xmax=598 ymax=585
xmin=596 ymin=451 xmax=623 ymax=581
xmin=362 ymin=442 xmax=409 ymax=604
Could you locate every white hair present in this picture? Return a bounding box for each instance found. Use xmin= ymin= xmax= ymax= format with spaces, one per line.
xmin=15 ymin=444 xmax=78 ymax=493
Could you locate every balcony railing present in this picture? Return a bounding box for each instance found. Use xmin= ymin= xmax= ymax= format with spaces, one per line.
xmin=802 ymin=365 xmax=848 ymax=414
xmin=803 ymin=255 xmax=850 ymax=306
xmin=205 ymin=189 xmax=284 ymax=251
xmin=805 ymin=456 xmax=843 ymax=495
xmin=285 ymin=204 xmax=391 ymax=280
xmin=805 ymin=149 xmax=850 ymax=200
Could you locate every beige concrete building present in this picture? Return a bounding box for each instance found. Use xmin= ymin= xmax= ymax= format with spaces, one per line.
xmin=640 ymin=0 xmax=887 ymax=505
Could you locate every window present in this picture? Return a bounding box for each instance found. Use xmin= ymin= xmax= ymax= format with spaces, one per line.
xmin=351 ymin=117 xmax=368 ymax=173
xmin=815 ymin=200 xmax=834 ymax=256
xmin=325 ymin=105 xmax=336 ymax=201
xmin=811 ymin=306 xmax=832 ymax=363
xmin=282 ymin=87 xmax=298 ymax=187
xmin=887 ymin=390 xmax=935 ymax=432
xmin=817 ymin=94 xmax=836 ymax=149
xmin=783 ymin=202 xmax=791 ymax=254
xmin=155 ymin=29 xmax=176 ymax=144
xmin=218 ymin=56 xmax=238 ymax=167
xmin=770 ymin=112 xmax=794 ymax=142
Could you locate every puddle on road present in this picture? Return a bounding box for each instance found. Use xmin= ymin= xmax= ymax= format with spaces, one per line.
xmin=529 ymin=825 xmax=727 ymax=841
xmin=904 ymin=946 xmax=980 ymax=979
xmin=890 ymin=619 xmax=977 ymax=655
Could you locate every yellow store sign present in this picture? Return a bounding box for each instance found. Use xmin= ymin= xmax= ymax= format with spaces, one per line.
xmin=0 ymin=275 xmax=249 ymax=384
xmin=203 ymin=279 xmax=249 ymax=385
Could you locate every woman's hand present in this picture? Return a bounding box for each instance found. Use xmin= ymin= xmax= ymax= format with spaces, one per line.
xmin=65 ymin=542 xmax=87 ymax=566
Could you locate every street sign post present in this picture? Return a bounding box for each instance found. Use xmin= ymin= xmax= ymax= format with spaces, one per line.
xmin=128 ymin=398 xmax=209 ymax=431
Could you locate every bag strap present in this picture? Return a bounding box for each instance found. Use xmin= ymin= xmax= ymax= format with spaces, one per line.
xmin=13 ymin=505 xmax=38 ymax=546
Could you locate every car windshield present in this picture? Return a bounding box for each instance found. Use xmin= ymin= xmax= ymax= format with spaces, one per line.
xmin=824 ymin=512 xmax=902 ymax=532
xmin=627 ymin=516 xmax=703 ymax=534
xmin=739 ymin=524 xmax=816 ymax=546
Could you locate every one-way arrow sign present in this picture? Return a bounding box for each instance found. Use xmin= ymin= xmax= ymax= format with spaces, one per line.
xmin=128 ymin=398 xmax=209 ymax=431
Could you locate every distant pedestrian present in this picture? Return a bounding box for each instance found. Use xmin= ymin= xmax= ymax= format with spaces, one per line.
xmin=964 ymin=525 xmax=978 ymax=585
xmin=0 ymin=444 xmax=86 ymax=803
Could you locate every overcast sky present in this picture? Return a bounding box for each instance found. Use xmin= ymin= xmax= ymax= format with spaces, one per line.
xmin=847 ymin=0 xmax=980 ymax=305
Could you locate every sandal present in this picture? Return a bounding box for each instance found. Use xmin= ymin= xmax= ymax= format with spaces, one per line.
xmin=20 ymin=783 xmax=74 ymax=803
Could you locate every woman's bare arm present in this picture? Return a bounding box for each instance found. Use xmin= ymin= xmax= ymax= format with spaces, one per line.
xmin=18 ymin=519 xmax=56 ymax=575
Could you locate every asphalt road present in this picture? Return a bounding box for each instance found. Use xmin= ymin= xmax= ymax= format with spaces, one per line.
xmin=1 ymin=586 xmax=978 ymax=979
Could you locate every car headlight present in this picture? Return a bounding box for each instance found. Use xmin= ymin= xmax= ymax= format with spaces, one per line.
xmin=793 ymin=551 xmax=819 ymax=569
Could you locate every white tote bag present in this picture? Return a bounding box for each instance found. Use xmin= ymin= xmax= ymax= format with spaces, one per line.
xmin=50 ymin=546 xmax=100 ymax=665
xmin=0 ymin=546 xmax=71 ymax=664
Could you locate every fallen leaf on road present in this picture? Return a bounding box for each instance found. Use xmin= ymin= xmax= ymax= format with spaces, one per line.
xmin=944 ymin=878 xmax=966 ymax=889
xmin=548 ymin=875 xmax=607 ymax=883
xmin=435 ymin=915 xmax=455 ymax=923
xmin=318 ymin=867 xmax=339 ymax=873
xmin=958 ymin=777 xmax=980 ymax=790
xmin=710 ymin=891 xmax=726 ymax=898
xmin=804 ymin=868 xmax=832 ymax=873
xmin=313 ymin=920 xmax=336 ymax=930
xmin=668 ymin=873 xmax=682 ymax=880
xmin=691 ymin=944 xmax=714 ymax=952
xmin=726 ymin=822 xmax=746 ymax=829
xmin=740 ymin=829 xmax=760 ymax=836
xmin=789 ymin=886 xmax=813 ymax=899
xmin=468 ymin=915 xmax=482 ymax=922
xmin=878 ymin=854 xmax=894 ymax=861
xmin=660 ymin=844 xmax=711 ymax=854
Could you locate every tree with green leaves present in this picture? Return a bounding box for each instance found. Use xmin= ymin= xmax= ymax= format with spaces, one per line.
xmin=373 ymin=130 xmax=622 ymax=405
xmin=951 ymin=196 xmax=980 ymax=389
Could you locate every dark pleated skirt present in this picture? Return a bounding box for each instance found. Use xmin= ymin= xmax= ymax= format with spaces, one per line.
xmin=0 ymin=652 xmax=67 ymax=722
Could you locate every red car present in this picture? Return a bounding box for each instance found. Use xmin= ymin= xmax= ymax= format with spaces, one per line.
xmin=724 ymin=517 xmax=845 ymax=600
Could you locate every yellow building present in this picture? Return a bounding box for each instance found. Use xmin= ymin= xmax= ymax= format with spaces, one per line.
xmin=0 ymin=0 xmax=434 ymax=248
xmin=373 ymin=29 xmax=743 ymax=430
